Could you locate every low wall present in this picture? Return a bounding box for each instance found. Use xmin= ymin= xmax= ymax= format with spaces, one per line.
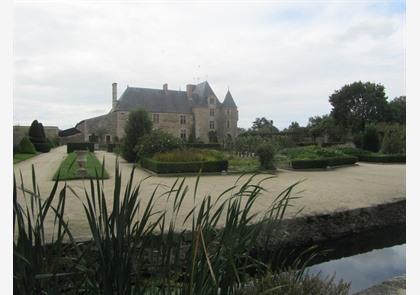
xmin=263 ymin=199 xmax=405 ymax=250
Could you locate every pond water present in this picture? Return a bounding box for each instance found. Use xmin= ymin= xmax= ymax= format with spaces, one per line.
xmin=304 ymin=224 xmax=406 ymax=294
xmin=307 ymin=243 xmax=405 ymax=294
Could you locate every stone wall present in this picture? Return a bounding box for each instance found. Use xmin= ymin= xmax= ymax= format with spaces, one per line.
xmin=76 ymin=113 xmax=118 ymax=143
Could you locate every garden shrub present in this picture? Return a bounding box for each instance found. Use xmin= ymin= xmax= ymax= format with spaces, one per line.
xmin=362 ymin=125 xmax=380 ymax=152
xmin=352 ymin=132 xmax=363 ymax=149
xmin=28 ymin=120 xmax=51 ymax=153
xmin=334 ymin=147 xmax=371 ymax=159
xmin=136 ymin=129 xmax=182 ymax=158
xmin=291 ymin=159 xmax=328 ymax=169
xmin=121 ymin=108 xmax=152 ymax=162
xmin=327 ymin=156 xmax=358 ymax=166
xmin=152 ymin=149 xmax=224 ymax=162
xmin=141 ymin=158 xmax=228 ymax=174
xmin=13 ymin=144 xmax=20 ymax=156
xmin=19 ymin=137 xmax=36 ymax=154
xmin=184 ymin=143 xmax=221 ymax=150
xmin=67 ymin=142 xmax=95 ymax=153
xmin=256 ymin=143 xmax=275 ymax=170
xmin=107 ymin=143 xmax=121 ymax=153
xmin=381 ymin=125 xmax=405 ymax=154
xmin=359 ymin=154 xmax=405 ymax=163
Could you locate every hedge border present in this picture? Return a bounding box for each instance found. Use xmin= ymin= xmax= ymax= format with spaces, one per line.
xmin=67 ymin=142 xmax=95 ymax=153
xmin=184 ymin=143 xmax=221 ymax=150
xmin=327 ymin=156 xmax=358 ymax=166
xmin=359 ymin=155 xmax=406 ymax=163
xmin=141 ymin=158 xmax=228 ymax=174
xmin=291 ymin=159 xmax=329 ymax=169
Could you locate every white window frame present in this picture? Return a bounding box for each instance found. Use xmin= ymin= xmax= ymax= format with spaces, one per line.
xmin=180 ymin=115 xmax=186 ymax=125
xmin=209 ymin=121 xmax=215 ymax=130
xmin=180 ymin=129 xmax=187 ymax=140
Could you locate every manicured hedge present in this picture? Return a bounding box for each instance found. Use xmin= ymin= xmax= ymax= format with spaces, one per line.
xmin=291 ymin=159 xmax=329 ymax=169
xmin=67 ymin=142 xmax=95 ymax=153
xmin=19 ymin=137 xmax=37 ymax=154
xmin=141 ymin=158 xmax=228 ymax=174
xmin=321 ymin=142 xmax=346 ymax=147
xmin=34 ymin=142 xmax=51 ymax=153
xmin=359 ymin=154 xmax=406 ymax=163
xmin=184 ymin=143 xmax=221 ymax=150
xmin=327 ymin=156 xmax=358 ymax=166
xmin=296 ymin=142 xmax=316 ymax=147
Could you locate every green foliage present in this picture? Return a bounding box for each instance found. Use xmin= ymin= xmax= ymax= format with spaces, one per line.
xmin=284 ymin=121 xmax=308 ymax=142
xmin=121 ymin=108 xmax=152 ymax=162
xmin=381 ymin=124 xmax=405 ymax=154
xmin=135 ymin=129 xmax=182 ymax=158
xmin=359 ymin=154 xmax=405 ymax=163
xmin=152 ymin=148 xmax=224 ymax=162
xmin=238 ymin=271 xmax=350 ymax=295
xmin=291 ymin=159 xmax=329 ymax=169
xmin=333 ymin=147 xmax=372 ymax=158
xmin=14 ymin=162 xmax=350 ymax=293
xmin=67 ymin=142 xmax=95 ymax=153
xmin=352 ymin=132 xmax=363 ymax=148
xmin=327 ymin=156 xmax=358 ymax=166
xmin=307 ymin=114 xmax=348 ymax=142
xmin=251 ymin=117 xmax=280 ymax=133
xmin=329 ymin=81 xmax=389 ymax=133
xmin=256 ymin=143 xmax=275 ymax=170
xmin=53 ymin=152 xmax=109 ymax=180
xmin=141 ymin=157 xmax=228 ymax=173
xmin=387 ymin=96 xmax=406 ymax=124
xmin=185 ymin=143 xmax=222 ymax=149
xmin=13 ymin=144 xmax=20 ymax=156
xmin=279 ymin=146 xmax=346 ymax=160
xmin=362 ymin=125 xmax=381 ymax=152
xmin=28 ymin=120 xmax=51 ymax=153
xmin=19 ymin=136 xmax=37 ymax=154
xmin=13 ymin=153 xmax=37 ymax=164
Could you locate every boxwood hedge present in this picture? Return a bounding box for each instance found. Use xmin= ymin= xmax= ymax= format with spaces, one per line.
xmin=67 ymin=142 xmax=95 ymax=153
xmin=141 ymin=157 xmax=228 ymax=174
xmin=184 ymin=143 xmax=221 ymax=150
xmin=291 ymin=159 xmax=329 ymax=169
xmin=327 ymin=156 xmax=358 ymax=166
xmin=358 ymin=154 xmax=405 ymax=163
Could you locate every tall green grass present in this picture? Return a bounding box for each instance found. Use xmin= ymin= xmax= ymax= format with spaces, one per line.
xmin=14 ymin=163 xmax=350 ymax=294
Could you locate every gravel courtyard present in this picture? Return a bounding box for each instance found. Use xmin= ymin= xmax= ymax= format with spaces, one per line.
xmin=14 ymin=145 xmax=406 ymax=241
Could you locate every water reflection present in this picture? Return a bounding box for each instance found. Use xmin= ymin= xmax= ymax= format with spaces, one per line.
xmin=308 ymin=244 xmax=406 ymax=294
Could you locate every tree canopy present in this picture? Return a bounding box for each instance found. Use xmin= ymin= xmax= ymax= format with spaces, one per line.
xmin=387 ymin=96 xmax=406 ymax=124
xmin=251 ymin=117 xmax=279 ymax=134
xmin=121 ymin=108 xmax=152 ymax=162
xmin=329 ymin=81 xmax=389 ymax=133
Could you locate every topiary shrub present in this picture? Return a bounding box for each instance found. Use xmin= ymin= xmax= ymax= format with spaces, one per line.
xmin=121 ymin=109 xmax=152 ymax=163
xmin=135 ymin=129 xmax=182 ymax=158
xmin=381 ymin=125 xmax=405 ymax=154
xmin=19 ymin=137 xmax=36 ymax=154
xmin=13 ymin=144 xmax=20 ymax=156
xmin=362 ymin=125 xmax=380 ymax=153
xmin=28 ymin=120 xmax=51 ymax=153
xmin=256 ymin=143 xmax=275 ymax=170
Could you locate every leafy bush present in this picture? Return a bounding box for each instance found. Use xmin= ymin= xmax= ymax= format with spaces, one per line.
xmin=280 ymin=146 xmax=346 ymax=160
xmin=256 ymin=143 xmax=275 ymax=169
xmin=28 ymin=120 xmax=51 ymax=153
xmin=121 ymin=108 xmax=152 ymax=162
xmin=291 ymin=159 xmax=329 ymax=169
xmin=141 ymin=157 xmax=228 ymax=173
xmin=152 ymin=148 xmax=224 ymax=162
xmin=333 ymin=147 xmax=371 ymax=159
xmin=13 ymin=144 xmax=20 ymax=156
xmin=359 ymin=154 xmax=405 ymax=163
xmin=184 ymin=143 xmax=221 ymax=149
xmin=362 ymin=125 xmax=380 ymax=152
xmin=352 ymin=132 xmax=363 ymax=148
xmin=136 ymin=129 xmax=182 ymax=158
xmin=19 ymin=137 xmax=36 ymax=154
xmin=67 ymin=142 xmax=94 ymax=153
xmin=327 ymin=156 xmax=358 ymax=166
xmin=381 ymin=125 xmax=405 ymax=154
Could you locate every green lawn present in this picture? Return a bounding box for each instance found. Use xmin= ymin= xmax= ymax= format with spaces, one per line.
xmin=53 ymin=152 xmax=109 ymax=180
xmin=13 ymin=153 xmax=38 ymax=164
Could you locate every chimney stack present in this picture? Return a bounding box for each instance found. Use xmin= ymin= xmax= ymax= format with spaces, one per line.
xmin=112 ymin=82 xmax=117 ymax=109
xmin=186 ymin=84 xmax=195 ymax=99
xmin=163 ymin=83 xmax=168 ymax=93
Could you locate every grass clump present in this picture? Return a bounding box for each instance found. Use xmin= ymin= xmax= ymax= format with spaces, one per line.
xmin=53 ymin=152 xmax=109 ymax=180
xmin=13 ymin=153 xmax=38 ymax=164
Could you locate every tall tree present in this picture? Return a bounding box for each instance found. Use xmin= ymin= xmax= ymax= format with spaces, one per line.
xmin=121 ymin=108 xmax=152 ymax=162
xmin=251 ymin=117 xmax=279 ymax=134
xmin=329 ymin=81 xmax=389 ymax=133
xmin=387 ymin=96 xmax=406 ymax=124
xmin=28 ymin=120 xmax=50 ymax=153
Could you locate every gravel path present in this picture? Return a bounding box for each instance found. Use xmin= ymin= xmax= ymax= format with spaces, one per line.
xmin=14 ymin=145 xmax=406 ymax=240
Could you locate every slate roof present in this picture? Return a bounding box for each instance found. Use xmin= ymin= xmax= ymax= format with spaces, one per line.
xmin=59 ymin=127 xmax=81 ymax=137
xmin=114 ymin=81 xmax=233 ymax=113
xmin=222 ymin=90 xmax=237 ymax=108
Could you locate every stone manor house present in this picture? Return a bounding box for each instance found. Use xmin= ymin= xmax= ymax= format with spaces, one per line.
xmin=60 ymin=81 xmax=238 ymax=144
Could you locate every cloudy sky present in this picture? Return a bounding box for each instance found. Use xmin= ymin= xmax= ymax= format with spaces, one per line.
xmin=13 ymin=0 xmax=405 ymax=130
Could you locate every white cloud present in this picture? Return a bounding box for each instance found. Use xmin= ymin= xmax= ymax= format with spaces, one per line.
xmin=14 ymin=1 xmax=405 ymax=129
